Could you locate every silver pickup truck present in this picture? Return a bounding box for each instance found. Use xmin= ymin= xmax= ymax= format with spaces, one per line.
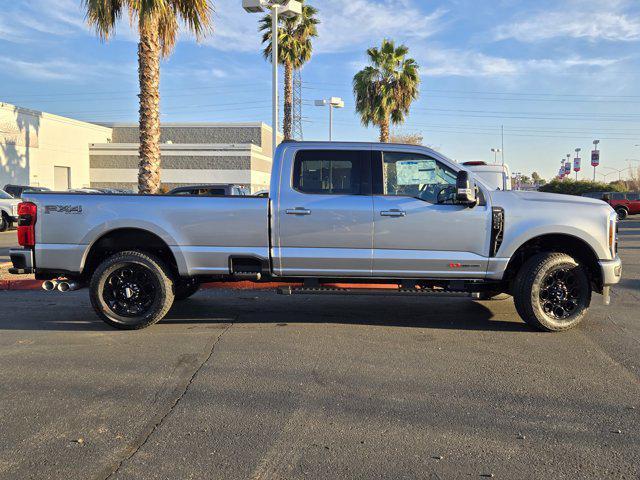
xmin=10 ymin=142 xmax=621 ymax=332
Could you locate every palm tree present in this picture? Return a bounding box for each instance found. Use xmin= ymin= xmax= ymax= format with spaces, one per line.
xmin=259 ymin=2 xmax=319 ymax=140
xmin=83 ymin=0 xmax=212 ymax=194
xmin=353 ymin=39 xmax=420 ymax=143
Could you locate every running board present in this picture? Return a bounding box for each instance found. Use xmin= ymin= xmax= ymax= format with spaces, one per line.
xmin=278 ymin=286 xmax=479 ymax=298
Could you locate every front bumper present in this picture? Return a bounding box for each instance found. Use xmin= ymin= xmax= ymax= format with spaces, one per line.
xmin=9 ymin=248 xmax=34 ymax=274
xmin=599 ymin=256 xmax=622 ymax=286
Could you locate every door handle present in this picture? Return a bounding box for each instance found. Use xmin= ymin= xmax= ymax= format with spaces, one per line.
xmin=286 ymin=208 xmax=311 ymax=216
xmin=380 ymin=209 xmax=406 ymax=217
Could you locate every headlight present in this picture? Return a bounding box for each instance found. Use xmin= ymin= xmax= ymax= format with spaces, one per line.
xmin=609 ymin=211 xmax=618 ymax=257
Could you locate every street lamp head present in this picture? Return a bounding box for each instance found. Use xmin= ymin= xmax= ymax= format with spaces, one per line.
xmin=329 ymin=97 xmax=345 ymax=108
xmin=278 ymin=0 xmax=302 ymax=18
xmin=242 ymin=0 xmax=301 ymax=16
xmin=242 ymin=0 xmax=266 ymax=13
xmin=314 ymin=99 xmax=327 ymax=107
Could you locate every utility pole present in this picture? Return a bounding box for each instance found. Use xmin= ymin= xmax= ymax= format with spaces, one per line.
xmin=292 ymin=69 xmax=304 ymax=140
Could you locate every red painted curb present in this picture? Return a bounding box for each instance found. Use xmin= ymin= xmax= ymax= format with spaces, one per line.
xmin=0 ymin=279 xmax=42 ymax=291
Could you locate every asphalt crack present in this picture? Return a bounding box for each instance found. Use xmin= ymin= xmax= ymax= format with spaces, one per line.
xmin=97 ymin=322 xmax=234 ymax=480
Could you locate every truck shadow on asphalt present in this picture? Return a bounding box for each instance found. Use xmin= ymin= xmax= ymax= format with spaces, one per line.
xmin=161 ymin=295 xmax=532 ymax=332
xmin=0 ymin=293 xmax=533 ymax=332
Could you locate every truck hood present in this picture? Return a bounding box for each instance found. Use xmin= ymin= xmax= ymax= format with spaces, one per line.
xmin=490 ymin=190 xmax=609 ymax=208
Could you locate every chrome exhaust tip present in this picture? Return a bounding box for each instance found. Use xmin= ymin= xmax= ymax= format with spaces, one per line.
xmin=57 ymin=281 xmax=80 ymax=292
xmin=42 ymin=280 xmax=58 ymax=291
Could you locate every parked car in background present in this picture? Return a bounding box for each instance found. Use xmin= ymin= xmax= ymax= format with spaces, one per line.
xmin=581 ymin=191 xmax=610 ymax=200
xmin=168 ymin=184 xmax=250 ymax=196
xmin=461 ymin=161 xmax=512 ymax=191
xmin=254 ymin=190 xmax=269 ymax=197
xmin=603 ymin=192 xmax=640 ymax=220
xmin=0 ymin=189 xmax=20 ymax=231
xmin=3 ymin=185 xmax=51 ymax=198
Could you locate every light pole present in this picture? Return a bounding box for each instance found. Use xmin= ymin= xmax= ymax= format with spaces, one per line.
xmin=601 ymin=166 xmax=627 ymax=182
xmin=243 ymin=0 xmax=301 ymax=153
xmin=315 ymin=97 xmax=344 ymax=141
xmin=491 ymin=148 xmax=501 ymax=164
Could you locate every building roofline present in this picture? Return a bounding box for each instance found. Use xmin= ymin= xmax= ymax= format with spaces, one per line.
xmin=0 ymin=102 xmax=113 ymax=133
xmin=95 ymin=121 xmax=274 ymax=129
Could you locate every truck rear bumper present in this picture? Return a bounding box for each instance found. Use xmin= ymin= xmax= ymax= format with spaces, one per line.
xmin=599 ymin=256 xmax=622 ymax=286
xmin=9 ymin=248 xmax=34 ymax=274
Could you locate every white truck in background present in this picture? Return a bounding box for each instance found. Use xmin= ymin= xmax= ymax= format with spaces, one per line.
xmin=463 ymin=161 xmax=512 ymax=191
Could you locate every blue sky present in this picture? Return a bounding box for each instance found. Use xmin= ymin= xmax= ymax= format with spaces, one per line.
xmin=1 ymin=0 xmax=640 ymax=180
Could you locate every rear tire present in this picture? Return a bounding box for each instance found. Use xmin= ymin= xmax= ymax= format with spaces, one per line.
xmin=513 ymin=252 xmax=591 ymax=332
xmin=90 ymin=251 xmax=175 ymax=330
xmin=616 ymin=207 xmax=628 ymax=221
xmin=616 ymin=207 xmax=629 ymax=220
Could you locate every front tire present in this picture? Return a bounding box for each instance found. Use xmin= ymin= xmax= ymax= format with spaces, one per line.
xmin=0 ymin=214 xmax=8 ymax=232
xmin=616 ymin=207 xmax=628 ymax=221
xmin=90 ymin=251 xmax=175 ymax=330
xmin=513 ymin=252 xmax=591 ymax=332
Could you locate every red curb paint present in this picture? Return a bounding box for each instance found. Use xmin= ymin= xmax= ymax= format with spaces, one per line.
xmin=0 ymin=280 xmax=42 ymax=291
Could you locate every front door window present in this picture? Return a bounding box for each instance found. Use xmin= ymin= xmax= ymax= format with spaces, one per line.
xmin=381 ymin=152 xmax=457 ymax=203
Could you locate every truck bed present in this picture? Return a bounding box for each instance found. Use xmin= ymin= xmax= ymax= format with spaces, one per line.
xmin=23 ymin=193 xmax=270 ymax=276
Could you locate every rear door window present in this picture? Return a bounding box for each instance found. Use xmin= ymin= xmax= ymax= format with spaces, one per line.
xmin=611 ymin=193 xmax=626 ymax=200
xmin=626 ymin=193 xmax=639 ymax=201
xmin=293 ymin=150 xmax=369 ymax=195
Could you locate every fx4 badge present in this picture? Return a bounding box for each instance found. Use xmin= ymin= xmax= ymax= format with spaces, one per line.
xmin=45 ymin=205 xmax=83 ymax=215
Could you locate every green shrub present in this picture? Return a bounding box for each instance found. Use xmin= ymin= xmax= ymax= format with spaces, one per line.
xmin=538 ymin=180 xmax=626 ymax=196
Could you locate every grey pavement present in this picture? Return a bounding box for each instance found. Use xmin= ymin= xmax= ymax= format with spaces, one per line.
xmin=0 ymin=221 xmax=638 ymax=479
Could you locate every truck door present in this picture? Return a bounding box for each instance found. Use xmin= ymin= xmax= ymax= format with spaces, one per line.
xmin=274 ymin=149 xmax=373 ymax=277
xmin=371 ymin=150 xmax=491 ymax=278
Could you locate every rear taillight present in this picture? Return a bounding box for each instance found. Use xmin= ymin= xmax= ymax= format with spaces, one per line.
xmin=17 ymin=202 xmax=37 ymax=247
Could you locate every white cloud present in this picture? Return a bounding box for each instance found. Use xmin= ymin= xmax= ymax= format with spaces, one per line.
xmin=417 ymin=48 xmax=621 ymax=78
xmin=494 ymin=8 xmax=640 ymax=43
xmin=0 ymin=56 xmax=128 ymax=82
xmin=315 ymin=0 xmax=447 ymax=53
xmin=199 ymin=0 xmax=447 ymax=54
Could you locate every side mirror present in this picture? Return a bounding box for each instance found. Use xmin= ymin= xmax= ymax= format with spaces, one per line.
xmin=456 ymin=170 xmax=478 ymax=207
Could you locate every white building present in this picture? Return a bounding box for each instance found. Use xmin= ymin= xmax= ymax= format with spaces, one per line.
xmin=0 ymin=103 xmax=112 ymax=190
xmin=1 ymin=102 xmax=280 ymax=193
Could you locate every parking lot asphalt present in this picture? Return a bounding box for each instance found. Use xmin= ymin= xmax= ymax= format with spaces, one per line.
xmin=0 ymin=221 xmax=638 ymax=479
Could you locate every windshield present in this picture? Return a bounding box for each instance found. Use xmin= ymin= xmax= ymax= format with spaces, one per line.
xmin=0 ymin=189 xmax=12 ymax=199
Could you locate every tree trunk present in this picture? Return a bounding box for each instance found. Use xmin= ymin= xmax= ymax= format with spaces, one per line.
xmin=137 ymin=16 xmax=162 ymax=194
xmin=379 ymin=117 xmax=390 ymax=143
xmin=283 ymin=62 xmax=293 ymax=140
